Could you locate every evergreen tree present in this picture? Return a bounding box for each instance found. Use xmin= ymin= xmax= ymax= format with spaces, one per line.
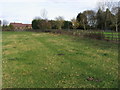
xmin=96 ymin=9 xmax=105 ymax=30
xmin=104 ymin=8 xmax=114 ymax=30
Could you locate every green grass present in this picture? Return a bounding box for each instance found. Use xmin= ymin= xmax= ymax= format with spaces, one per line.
xmin=2 ymin=31 xmax=118 ymax=88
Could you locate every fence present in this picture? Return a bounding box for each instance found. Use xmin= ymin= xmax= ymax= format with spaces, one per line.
xmin=72 ymin=30 xmax=120 ymax=42
xmin=104 ymin=32 xmax=120 ymax=42
xmin=28 ymin=29 xmax=120 ymax=42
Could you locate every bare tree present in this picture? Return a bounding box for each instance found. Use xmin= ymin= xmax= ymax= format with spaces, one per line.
xmin=97 ymin=0 xmax=119 ymax=31
xmin=112 ymin=7 xmax=119 ymax=32
xmin=3 ymin=20 xmax=9 ymax=26
xmin=55 ymin=16 xmax=64 ymax=29
xmin=105 ymin=0 xmax=114 ymax=10
xmin=96 ymin=0 xmax=106 ymax=11
xmin=40 ymin=9 xmax=48 ymax=20
xmin=104 ymin=0 xmax=119 ymax=32
xmin=111 ymin=1 xmax=119 ymax=32
xmin=34 ymin=16 xmax=41 ymax=20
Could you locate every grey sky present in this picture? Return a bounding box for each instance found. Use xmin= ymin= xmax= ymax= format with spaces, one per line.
xmin=0 ymin=0 xmax=110 ymax=24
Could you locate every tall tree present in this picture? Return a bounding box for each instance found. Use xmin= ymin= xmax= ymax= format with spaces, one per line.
xmin=112 ymin=7 xmax=119 ymax=32
xmin=118 ymin=7 xmax=120 ymax=32
xmin=104 ymin=8 xmax=114 ymax=30
xmin=105 ymin=0 xmax=119 ymax=32
xmin=96 ymin=9 xmax=105 ymax=30
xmin=77 ymin=13 xmax=87 ymax=30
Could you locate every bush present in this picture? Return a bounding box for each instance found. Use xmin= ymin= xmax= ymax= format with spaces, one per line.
xmin=83 ymin=33 xmax=105 ymax=40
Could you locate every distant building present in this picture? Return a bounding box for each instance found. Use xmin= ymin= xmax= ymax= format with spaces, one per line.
xmin=10 ymin=22 xmax=32 ymax=30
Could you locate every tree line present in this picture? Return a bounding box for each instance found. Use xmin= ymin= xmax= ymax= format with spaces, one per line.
xmin=1 ymin=1 xmax=120 ymax=32
xmin=32 ymin=16 xmax=73 ymax=30
xmin=76 ymin=7 xmax=120 ymax=31
xmin=32 ymin=1 xmax=120 ymax=32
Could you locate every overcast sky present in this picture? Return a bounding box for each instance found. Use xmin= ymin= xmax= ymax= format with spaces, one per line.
xmin=0 ymin=0 xmax=118 ymax=24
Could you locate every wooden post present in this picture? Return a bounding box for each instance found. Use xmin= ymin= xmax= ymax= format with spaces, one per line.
xmin=112 ymin=31 xmax=113 ymax=41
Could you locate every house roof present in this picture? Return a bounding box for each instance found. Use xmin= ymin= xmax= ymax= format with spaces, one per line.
xmin=10 ymin=23 xmax=31 ymax=27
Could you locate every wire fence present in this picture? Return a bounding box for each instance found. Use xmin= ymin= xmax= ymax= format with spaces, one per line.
xmin=27 ymin=29 xmax=120 ymax=42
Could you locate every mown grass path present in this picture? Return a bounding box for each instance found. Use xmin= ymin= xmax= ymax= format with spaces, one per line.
xmin=2 ymin=31 xmax=118 ymax=88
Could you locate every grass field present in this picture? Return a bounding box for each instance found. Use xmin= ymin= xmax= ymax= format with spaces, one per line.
xmin=2 ymin=31 xmax=118 ymax=88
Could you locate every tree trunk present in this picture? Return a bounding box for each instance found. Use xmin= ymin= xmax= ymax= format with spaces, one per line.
xmin=83 ymin=24 xmax=86 ymax=30
xmin=115 ymin=18 xmax=118 ymax=32
xmin=105 ymin=22 xmax=106 ymax=31
xmin=116 ymin=24 xmax=118 ymax=32
xmin=83 ymin=19 xmax=86 ymax=30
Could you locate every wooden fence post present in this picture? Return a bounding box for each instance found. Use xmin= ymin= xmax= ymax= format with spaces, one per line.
xmin=112 ymin=31 xmax=113 ymax=41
